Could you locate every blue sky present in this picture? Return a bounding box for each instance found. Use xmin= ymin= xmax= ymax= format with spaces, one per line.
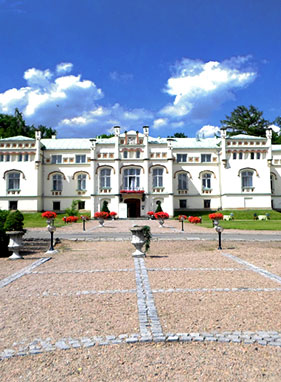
xmin=0 ymin=0 xmax=281 ymax=138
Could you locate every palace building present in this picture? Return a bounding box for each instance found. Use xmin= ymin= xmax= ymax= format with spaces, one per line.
xmin=0 ymin=126 xmax=280 ymax=217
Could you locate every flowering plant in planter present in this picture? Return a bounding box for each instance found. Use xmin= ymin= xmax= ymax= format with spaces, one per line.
xmin=178 ymin=215 xmax=187 ymax=221
xmin=94 ymin=212 xmax=109 ymax=219
xmin=147 ymin=211 xmax=154 ymax=217
xmin=120 ymin=190 xmax=144 ymax=194
xmin=109 ymin=211 xmax=117 ymax=219
xmin=209 ymin=212 xmax=223 ymax=220
xmin=154 ymin=212 xmax=169 ymax=220
xmin=42 ymin=211 xmax=57 ymax=219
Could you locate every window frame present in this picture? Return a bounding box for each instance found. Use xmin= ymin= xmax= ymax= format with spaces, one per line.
xmin=100 ymin=168 xmax=111 ymax=189
xmin=7 ymin=172 xmax=20 ymax=191
xmin=178 ymin=173 xmax=188 ymax=190
xmin=51 ymin=155 xmax=62 ymax=164
xmin=52 ymin=174 xmax=63 ymax=191
xmin=123 ymin=168 xmax=140 ymax=190
xmin=152 ymin=168 xmax=163 ymax=188
xmin=176 ymin=154 xmax=187 ymax=163
xmin=77 ymin=173 xmax=87 ymax=190
xmin=76 ymin=154 xmax=86 ymax=164
xmin=202 ymin=173 xmax=211 ymax=190
xmin=241 ymin=170 xmax=253 ymax=189
xmin=201 ymin=154 xmax=211 ymax=163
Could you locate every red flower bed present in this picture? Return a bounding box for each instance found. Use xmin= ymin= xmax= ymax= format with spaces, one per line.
xmin=178 ymin=215 xmax=187 ymax=221
xmin=94 ymin=212 xmax=109 ymax=219
xmin=110 ymin=211 xmax=117 ymax=217
xmin=187 ymin=216 xmax=202 ymax=224
xmin=41 ymin=211 xmax=57 ymax=219
xmin=63 ymin=216 xmax=79 ymax=223
xmin=120 ymin=190 xmax=145 ymax=194
xmin=147 ymin=211 xmax=154 ymax=216
xmin=209 ymin=212 xmax=223 ymax=220
xmin=154 ymin=212 xmax=169 ymax=220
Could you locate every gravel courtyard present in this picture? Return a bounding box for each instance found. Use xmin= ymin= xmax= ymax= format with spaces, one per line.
xmin=1 ymin=235 xmax=281 ymax=381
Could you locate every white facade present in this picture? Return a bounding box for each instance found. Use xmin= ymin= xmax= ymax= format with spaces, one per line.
xmin=0 ymin=126 xmax=279 ymax=216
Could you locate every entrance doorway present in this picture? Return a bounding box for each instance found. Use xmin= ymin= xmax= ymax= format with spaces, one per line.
xmin=125 ymin=199 xmax=141 ymax=218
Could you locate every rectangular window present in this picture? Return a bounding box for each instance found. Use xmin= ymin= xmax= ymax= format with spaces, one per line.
xmin=136 ymin=151 xmax=140 ymax=158
xmin=250 ymin=152 xmax=255 ymax=160
xmin=123 ymin=151 xmax=128 ymax=158
xmin=178 ymin=173 xmax=188 ymax=190
xmin=53 ymin=201 xmax=61 ymax=211
xmin=233 ymin=153 xmax=237 ymax=160
xmin=177 ymin=154 xmax=187 ymax=162
xmin=24 ymin=154 xmax=29 ymax=161
xmin=239 ymin=152 xmax=243 ymax=160
xmin=52 ymin=175 xmax=62 ymax=191
xmin=179 ymin=199 xmax=187 ymax=209
xmin=153 ymin=168 xmax=163 ymax=187
xmin=76 ymin=155 xmax=86 ymax=163
xmin=51 ymin=155 xmax=62 ymax=164
xmin=0 ymin=154 xmax=3 ymax=161
xmin=204 ymin=199 xmax=211 ymax=209
xmin=256 ymin=152 xmax=261 ymax=159
xmin=8 ymin=173 xmax=20 ymax=190
xmin=78 ymin=201 xmax=85 ymax=210
xmin=6 ymin=154 xmax=10 ymax=162
xmin=201 ymin=154 xmax=211 ymax=162
xmin=18 ymin=154 xmax=23 ymax=162
xmin=77 ymin=174 xmax=86 ymax=190
xmin=9 ymin=201 xmax=18 ymax=210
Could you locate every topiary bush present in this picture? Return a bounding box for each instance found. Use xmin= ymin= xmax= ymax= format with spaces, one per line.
xmin=4 ymin=210 xmax=24 ymax=232
xmin=101 ymin=201 xmax=110 ymax=213
xmin=65 ymin=200 xmax=79 ymax=216
xmin=155 ymin=201 xmax=163 ymax=213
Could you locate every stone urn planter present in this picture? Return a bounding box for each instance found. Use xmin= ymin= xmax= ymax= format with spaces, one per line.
xmin=98 ymin=218 xmax=104 ymax=227
xmin=6 ymin=230 xmax=25 ymax=260
xmin=130 ymin=226 xmax=147 ymax=258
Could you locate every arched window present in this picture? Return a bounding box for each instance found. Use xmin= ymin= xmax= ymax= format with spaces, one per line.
xmin=202 ymin=173 xmax=211 ymax=190
xmin=7 ymin=172 xmax=20 ymax=190
xmin=77 ymin=174 xmax=86 ymax=190
xmin=153 ymin=168 xmax=163 ymax=187
xmin=100 ymin=169 xmax=111 ymax=188
xmin=241 ymin=171 xmax=253 ymax=189
xmin=178 ymin=173 xmax=187 ymax=190
xmin=123 ymin=168 xmax=140 ymax=190
xmin=52 ymin=174 xmax=62 ymax=191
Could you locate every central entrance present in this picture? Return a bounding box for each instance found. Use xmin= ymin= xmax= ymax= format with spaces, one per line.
xmin=125 ymin=198 xmax=141 ymax=218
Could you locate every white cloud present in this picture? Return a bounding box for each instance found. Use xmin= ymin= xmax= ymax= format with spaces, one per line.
xmin=56 ymin=62 xmax=73 ymax=75
xmin=160 ymin=57 xmax=256 ymax=120
xmin=197 ymin=125 xmax=220 ymax=138
xmin=269 ymin=124 xmax=281 ymax=134
xmin=153 ymin=118 xmax=168 ymax=129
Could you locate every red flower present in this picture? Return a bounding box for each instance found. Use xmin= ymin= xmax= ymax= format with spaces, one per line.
xmin=147 ymin=211 xmax=154 ymax=216
xmin=94 ymin=212 xmax=109 ymax=219
xmin=209 ymin=212 xmax=223 ymax=220
xmin=42 ymin=211 xmax=57 ymax=219
xmin=63 ymin=216 xmax=79 ymax=223
xmin=80 ymin=215 xmax=90 ymax=220
xmin=110 ymin=211 xmax=117 ymax=216
xmin=154 ymin=212 xmax=169 ymax=220
xmin=187 ymin=216 xmax=201 ymax=224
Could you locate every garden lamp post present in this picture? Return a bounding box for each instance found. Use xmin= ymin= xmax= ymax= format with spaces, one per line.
xmin=215 ymin=225 xmax=224 ymax=250
xmin=179 ymin=215 xmax=185 ymax=231
xmin=81 ymin=215 xmax=86 ymax=231
xmin=46 ymin=218 xmax=58 ymax=254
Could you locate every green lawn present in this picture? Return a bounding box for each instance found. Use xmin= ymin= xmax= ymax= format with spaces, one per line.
xmin=176 ymin=209 xmax=281 ymax=231
xmin=22 ymin=212 xmax=90 ymax=228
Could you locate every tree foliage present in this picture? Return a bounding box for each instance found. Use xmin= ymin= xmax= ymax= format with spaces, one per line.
xmin=221 ymin=105 xmax=281 ymax=144
xmin=167 ymin=132 xmax=188 ymax=138
xmin=0 ymin=109 xmax=56 ymax=139
xmin=220 ymin=105 xmax=270 ymax=137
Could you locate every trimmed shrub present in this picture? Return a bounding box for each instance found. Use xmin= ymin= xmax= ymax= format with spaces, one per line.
xmin=0 ymin=210 xmax=9 ymax=257
xmin=4 ymin=210 xmax=24 ymax=232
xmin=155 ymin=201 xmax=163 ymax=213
xmin=101 ymin=201 xmax=110 ymax=213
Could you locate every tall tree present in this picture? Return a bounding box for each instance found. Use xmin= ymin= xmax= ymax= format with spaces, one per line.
xmin=220 ymin=105 xmax=270 ymax=137
xmin=0 ymin=110 xmax=56 ymax=139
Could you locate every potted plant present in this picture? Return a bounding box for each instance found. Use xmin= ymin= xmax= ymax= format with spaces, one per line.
xmin=154 ymin=212 xmax=169 ymax=227
xmin=94 ymin=211 xmax=109 ymax=227
xmin=147 ymin=211 xmax=154 ymax=219
xmin=109 ymin=211 xmax=117 ymax=220
xmin=4 ymin=210 xmax=25 ymax=260
xmin=209 ymin=212 xmax=223 ymax=227
xmin=130 ymin=225 xmax=151 ymax=257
